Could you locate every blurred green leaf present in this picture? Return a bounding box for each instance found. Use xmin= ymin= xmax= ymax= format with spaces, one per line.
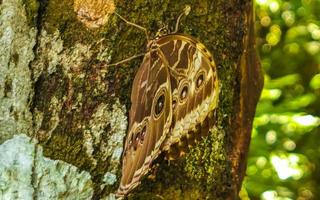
xmin=310 ymin=73 xmax=320 ymax=89
xmin=265 ymin=74 xmax=301 ymax=89
xmin=243 ymin=0 xmax=320 ymax=199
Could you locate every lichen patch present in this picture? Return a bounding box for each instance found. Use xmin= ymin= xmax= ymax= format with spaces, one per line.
xmin=0 ymin=134 xmax=94 ymax=199
xmin=32 ymin=30 xmax=93 ymax=81
xmin=74 ymin=0 xmax=115 ymax=29
xmin=82 ymin=99 xmax=127 ymax=182
xmin=0 ymin=0 xmax=36 ymax=143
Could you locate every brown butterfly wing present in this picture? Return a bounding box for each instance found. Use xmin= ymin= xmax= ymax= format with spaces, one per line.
xmin=116 ymin=48 xmax=172 ymax=197
xmin=157 ymin=34 xmax=219 ymax=153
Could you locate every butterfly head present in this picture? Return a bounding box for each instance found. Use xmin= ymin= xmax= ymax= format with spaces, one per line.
xmin=146 ymin=25 xmax=169 ymax=49
xmin=155 ymin=25 xmax=169 ymax=38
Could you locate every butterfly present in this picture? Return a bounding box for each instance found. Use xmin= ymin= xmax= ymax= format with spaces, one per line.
xmin=112 ymin=6 xmax=219 ymax=198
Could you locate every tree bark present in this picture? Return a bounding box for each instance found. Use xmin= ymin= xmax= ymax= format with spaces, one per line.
xmin=0 ymin=0 xmax=263 ymax=199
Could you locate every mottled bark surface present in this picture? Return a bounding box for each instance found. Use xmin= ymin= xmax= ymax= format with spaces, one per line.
xmin=0 ymin=0 xmax=263 ymax=199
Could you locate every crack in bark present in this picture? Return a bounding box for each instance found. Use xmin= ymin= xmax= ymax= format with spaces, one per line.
xmin=29 ymin=0 xmax=48 ymax=139
xmin=31 ymin=141 xmax=39 ymax=200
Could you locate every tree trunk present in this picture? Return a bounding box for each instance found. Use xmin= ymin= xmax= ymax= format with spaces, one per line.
xmin=0 ymin=0 xmax=263 ymax=199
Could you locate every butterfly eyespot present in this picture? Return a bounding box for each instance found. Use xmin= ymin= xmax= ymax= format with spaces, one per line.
xmin=140 ymin=126 xmax=146 ymax=142
xmin=180 ymin=86 xmax=188 ymax=100
xmin=172 ymin=99 xmax=177 ymax=109
xmin=131 ymin=134 xmax=139 ymax=150
xmin=195 ymin=71 xmax=206 ymax=89
xmin=196 ymin=74 xmax=204 ymax=88
xmin=133 ymin=142 xmax=138 ymax=151
xmin=155 ymin=94 xmax=165 ymax=117
xmin=135 ymin=133 xmax=140 ymax=141
xmin=128 ymin=135 xmax=133 ymax=144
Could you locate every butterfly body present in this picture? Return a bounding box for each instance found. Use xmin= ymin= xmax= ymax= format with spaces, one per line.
xmin=116 ymin=34 xmax=219 ymax=198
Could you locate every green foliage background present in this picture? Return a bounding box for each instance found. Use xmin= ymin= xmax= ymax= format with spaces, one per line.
xmin=241 ymin=0 xmax=320 ymax=199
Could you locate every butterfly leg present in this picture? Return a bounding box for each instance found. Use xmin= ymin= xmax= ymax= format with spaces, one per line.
xmin=106 ymin=12 xmax=151 ymax=67
xmin=107 ymin=48 xmax=160 ymax=67
xmin=106 ymin=53 xmax=145 ymax=67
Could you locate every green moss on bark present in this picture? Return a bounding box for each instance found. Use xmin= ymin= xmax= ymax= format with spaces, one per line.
xmin=22 ymin=0 xmax=39 ymax=26
xmin=108 ymin=0 xmax=245 ymax=199
xmin=32 ymin=0 xmax=246 ymax=198
xmin=40 ymin=0 xmax=97 ymax=48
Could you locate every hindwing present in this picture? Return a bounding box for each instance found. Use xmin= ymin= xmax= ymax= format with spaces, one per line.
xmin=156 ymin=34 xmax=219 ymax=156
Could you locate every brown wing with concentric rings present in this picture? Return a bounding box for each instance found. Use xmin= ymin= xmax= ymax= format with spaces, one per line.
xmin=116 ymin=46 xmax=172 ymax=198
xmin=157 ymin=34 xmax=219 ymax=158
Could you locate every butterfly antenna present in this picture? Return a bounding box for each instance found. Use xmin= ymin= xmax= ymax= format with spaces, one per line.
xmin=114 ymin=12 xmax=150 ymax=41
xmin=174 ymin=5 xmax=191 ymax=33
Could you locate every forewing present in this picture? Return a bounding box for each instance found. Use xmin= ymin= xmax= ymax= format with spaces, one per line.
xmin=116 ymin=49 xmax=172 ymax=197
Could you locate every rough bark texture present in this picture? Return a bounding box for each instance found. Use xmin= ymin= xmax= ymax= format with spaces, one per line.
xmin=0 ymin=0 xmax=263 ymax=199
xmin=228 ymin=3 xmax=264 ymax=199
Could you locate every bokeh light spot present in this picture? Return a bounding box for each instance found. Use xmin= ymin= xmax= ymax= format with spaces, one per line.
xmin=271 ymin=154 xmax=304 ymax=180
xmin=307 ymin=23 xmax=320 ymax=40
xmin=282 ymin=10 xmax=295 ymax=26
xmin=256 ymin=157 xmax=268 ymax=168
xmin=284 ymin=43 xmax=300 ymax=54
xmin=305 ymin=41 xmax=320 ymax=55
xmin=261 ymin=190 xmax=277 ymax=200
xmin=267 ymin=25 xmax=282 ymax=46
xmin=267 ymin=33 xmax=280 ymax=45
xmin=261 ymin=89 xmax=282 ymax=100
xmin=269 ymin=1 xmax=280 ymax=13
xmin=266 ymin=130 xmax=277 ymax=144
xmin=293 ymin=115 xmax=319 ymax=126
xmin=261 ymin=16 xmax=271 ymax=27
xmin=310 ymin=73 xmax=320 ymax=89
xmin=247 ymin=165 xmax=258 ymax=175
xmin=283 ymin=139 xmax=296 ymax=151
xmin=256 ymin=0 xmax=268 ymax=5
